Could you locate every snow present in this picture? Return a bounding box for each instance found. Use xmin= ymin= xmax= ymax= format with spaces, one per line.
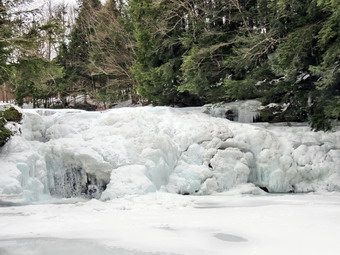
xmin=102 ymin=165 xmax=156 ymax=200
xmin=0 ymin=192 xmax=340 ymax=255
xmin=1 ymin=106 xmax=340 ymax=202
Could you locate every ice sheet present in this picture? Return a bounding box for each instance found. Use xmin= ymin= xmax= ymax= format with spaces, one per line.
xmin=0 ymin=193 xmax=339 ymax=255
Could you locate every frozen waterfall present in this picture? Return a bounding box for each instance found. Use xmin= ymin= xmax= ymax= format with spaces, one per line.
xmin=0 ymin=106 xmax=340 ymax=202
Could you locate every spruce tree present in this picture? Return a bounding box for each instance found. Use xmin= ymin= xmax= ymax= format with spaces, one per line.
xmin=88 ymin=0 xmax=135 ymax=107
xmin=308 ymin=0 xmax=340 ymax=130
xmin=58 ymin=0 xmax=102 ymax=102
xmin=179 ymin=0 xmax=244 ymax=103
xmin=219 ymin=0 xmax=339 ymax=129
xmin=129 ymin=0 xmax=198 ymax=105
xmin=0 ymin=1 xmax=11 ymax=84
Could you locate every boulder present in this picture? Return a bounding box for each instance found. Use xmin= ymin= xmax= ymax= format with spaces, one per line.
xmin=0 ymin=105 xmax=22 ymax=147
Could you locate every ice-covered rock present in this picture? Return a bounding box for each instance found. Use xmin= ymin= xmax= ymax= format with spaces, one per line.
xmin=204 ymin=100 xmax=261 ymax=123
xmin=0 ymin=106 xmax=339 ymax=202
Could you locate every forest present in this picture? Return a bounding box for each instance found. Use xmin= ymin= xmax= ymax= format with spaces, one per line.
xmin=0 ymin=0 xmax=339 ymax=130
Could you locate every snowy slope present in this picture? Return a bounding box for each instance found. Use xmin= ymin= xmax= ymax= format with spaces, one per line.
xmin=0 ymin=106 xmax=340 ymax=202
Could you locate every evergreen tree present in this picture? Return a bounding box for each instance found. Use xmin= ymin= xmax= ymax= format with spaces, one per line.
xmin=0 ymin=0 xmax=65 ymax=107
xmin=10 ymin=57 xmax=63 ymax=107
xmin=0 ymin=0 xmax=12 ymax=85
xmin=129 ymin=0 xmax=198 ymax=105
xmin=178 ymin=0 xmax=244 ymax=102
xmin=1 ymin=0 xmax=338 ymax=130
xmin=219 ymin=0 xmax=339 ymax=129
xmin=57 ymin=0 xmax=102 ymax=103
xmin=308 ymin=0 xmax=340 ymax=130
xmin=88 ymin=0 xmax=135 ymax=107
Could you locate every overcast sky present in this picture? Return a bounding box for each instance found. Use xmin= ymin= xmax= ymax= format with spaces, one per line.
xmin=32 ymin=0 xmax=77 ymax=6
xmin=31 ymin=0 xmax=107 ymax=8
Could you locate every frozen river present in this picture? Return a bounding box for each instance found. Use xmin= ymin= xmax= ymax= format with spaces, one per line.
xmin=1 ymin=192 xmax=340 ymax=255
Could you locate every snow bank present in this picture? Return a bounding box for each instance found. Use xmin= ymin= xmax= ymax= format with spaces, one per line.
xmin=0 ymin=106 xmax=339 ymax=202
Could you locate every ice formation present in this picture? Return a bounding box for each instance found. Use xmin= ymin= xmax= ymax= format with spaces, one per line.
xmin=204 ymin=100 xmax=261 ymax=123
xmin=0 ymin=106 xmax=339 ymax=202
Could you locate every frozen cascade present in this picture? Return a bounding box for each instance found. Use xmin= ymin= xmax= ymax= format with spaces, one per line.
xmin=0 ymin=106 xmax=340 ymax=202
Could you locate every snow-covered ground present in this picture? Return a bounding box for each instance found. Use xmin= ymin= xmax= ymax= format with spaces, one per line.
xmin=1 ymin=192 xmax=340 ymax=255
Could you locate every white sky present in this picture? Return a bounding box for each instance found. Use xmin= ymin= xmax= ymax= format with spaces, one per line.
xmin=31 ymin=0 xmax=77 ymax=8
xmin=31 ymin=0 xmax=107 ymax=7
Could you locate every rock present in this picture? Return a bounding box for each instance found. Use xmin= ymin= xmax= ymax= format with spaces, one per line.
xmin=0 ymin=105 xmax=22 ymax=147
xmin=0 ymin=119 xmax=12 ymax=147
xmin=257 ymin=102 xmax=308 ymax=123
xmin=256 ymin=103 xmax=286 ymax=122
xmin=2 ymin=106 xmax=22 ymax=122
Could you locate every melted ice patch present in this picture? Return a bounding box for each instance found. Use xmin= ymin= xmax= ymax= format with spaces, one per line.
xmin=214 ymin=233 xmax=247 ymax=242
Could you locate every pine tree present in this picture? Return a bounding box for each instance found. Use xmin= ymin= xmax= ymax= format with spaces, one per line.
xmin=88 ymin=0 xmax=135 ymax=107
xmin=0 ymin=0 xmax=12 ymax=85
xmin=11 ymin=57 xmax=63 ymax=107
xmin=0 ymin=0 xmax=65 ymax=107
xmin=178 ymin=0 xmax=244 ymax=103
xmin=308 ymin=0 xmax=340 ymax=130
xmin=129 ymin=0 xmax=198 ymax=105
xmin=218 ymin=0 xmax=339 ymax=129
xmin=58 ymin=0 xmax=102 ymax=102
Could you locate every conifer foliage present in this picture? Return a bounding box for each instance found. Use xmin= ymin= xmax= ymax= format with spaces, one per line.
xmin=126 ymin=0 xmax=339 ymax=129
xmin=0 ymin=0 xmax=338 ymax=130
